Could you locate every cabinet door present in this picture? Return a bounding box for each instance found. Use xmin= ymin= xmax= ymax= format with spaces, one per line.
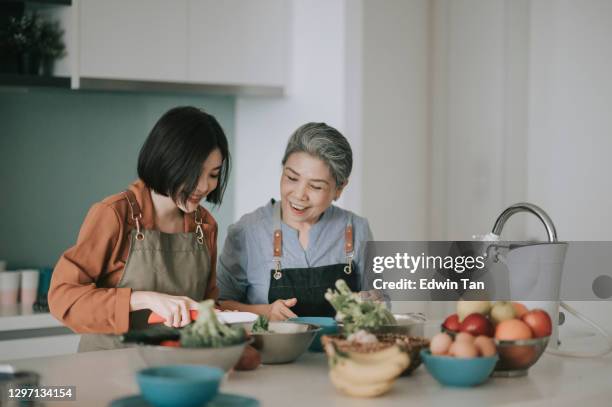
xmin=188 ymin=0 xmax=288 ymax=88
xmin=78 ymin=0 xmax=188 ymax=82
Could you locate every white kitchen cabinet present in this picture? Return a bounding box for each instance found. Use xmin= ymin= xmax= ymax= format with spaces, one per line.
xmin=0 ymin=308 xmax=79 ymax=361
xmin=73 ymin=0 xmax=287 ymax=94
xmin=187 ymin=0 xmax=288 ymax=87
xmin=77 ymin=0 xmax=188 ymax=82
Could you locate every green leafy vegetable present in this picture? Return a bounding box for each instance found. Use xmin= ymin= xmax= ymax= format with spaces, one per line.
xmin=180 ymin=300 xmax=247 ymax=348
xmin=251 ymin=315 xmax=270 ymax=333
xmin=325 ymin=280 xmax=395 ymax=335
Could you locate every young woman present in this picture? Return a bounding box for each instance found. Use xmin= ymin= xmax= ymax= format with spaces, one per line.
xmin=49 ymin=106 xmax=230 ymax=351
xmin=217 ymin=122 xmax=373 ymax=320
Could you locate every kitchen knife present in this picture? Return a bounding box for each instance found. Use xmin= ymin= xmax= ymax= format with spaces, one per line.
xmin=147 ymin=309 xmax=199 ymax=324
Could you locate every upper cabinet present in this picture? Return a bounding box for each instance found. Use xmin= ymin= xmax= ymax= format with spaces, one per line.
xmin=77 ymin=0 xmax=188 ymax=82
xmin=73 ymin=0 xmax=289 ymax=95
xmin=187 ymin=0 xmax=287 ymax=88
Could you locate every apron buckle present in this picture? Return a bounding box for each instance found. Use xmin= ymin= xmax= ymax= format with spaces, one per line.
xmin=344 ymin=254 xmax=353 ymax=275
xmin=273 ymin=259 xmax=282 ymax=280
xmin=134 ymin=215 xmax=145 ymax=241
xmin=195 ymin=209 xmax=205 ymax=245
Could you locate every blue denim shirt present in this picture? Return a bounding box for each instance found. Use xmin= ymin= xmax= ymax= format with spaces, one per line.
xmin=217 ymin=200 xmax=373 ymax=304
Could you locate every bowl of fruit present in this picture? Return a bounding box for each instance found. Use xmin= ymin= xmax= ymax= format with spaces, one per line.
xmin=421 ymin=331 xmax=498 ymax=387
xmin=441 ymin=300 xmax=552 ymax=377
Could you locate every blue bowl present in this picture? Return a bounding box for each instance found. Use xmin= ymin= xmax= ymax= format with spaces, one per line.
xmin=136 ymin=365 xmax=224 ymax=407
xmin=289 ymin=317 xmax=338 ymax=352
xmin=420 ymin=350 xmax=498 ymax=387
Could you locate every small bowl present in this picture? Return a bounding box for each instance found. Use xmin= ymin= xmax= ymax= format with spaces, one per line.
xmin=290 ymin=317 xmax=338 ymax=352
xmin=420 ymin=350 xmax=498 ymax=387
xmin=493 ymin=336 xmax=549 ymax=377
xmin=136 ymin=365 xmax=223 ymax=407
xmin=248 ymin=321 xmax=320 ymax=364
xmin=137 ymin=340 xmax=248 ymax=371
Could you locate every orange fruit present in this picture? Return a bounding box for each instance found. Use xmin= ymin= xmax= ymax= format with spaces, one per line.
xmin=495 ymin=319 xmax=533 ymax=340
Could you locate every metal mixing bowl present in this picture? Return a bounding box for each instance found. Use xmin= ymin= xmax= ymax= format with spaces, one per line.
xmin=248 ymin=321 xmax=320 ymax=364
xmin=493 ymin=336 xmax=550 ymax=377
xmin=137 ymin=340 xmax=249 ymax=371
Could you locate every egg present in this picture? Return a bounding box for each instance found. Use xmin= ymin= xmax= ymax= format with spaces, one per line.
xmin=474 ymin=335 xmax=497 ymax=357
xmin=430 ymin=333 xmax=453 ymax=355
xmin=448 ymin=341 xmax=478 ymax=358
xmin=455 ymin=332 xmax=475 ymax=343
xmin=495 ymin=319 xmax=533 ymax=340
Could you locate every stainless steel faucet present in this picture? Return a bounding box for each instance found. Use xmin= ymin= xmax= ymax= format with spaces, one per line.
xmin=492 ymin=202 xmax=558 ymax=242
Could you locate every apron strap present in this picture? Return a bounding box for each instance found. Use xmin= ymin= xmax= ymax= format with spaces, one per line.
xmin=344 ymin=214 xmax=354 ymax=275
xmin=123 ymin=190 xmax=144 ymax=241
xmin=272 ymin=202 xmax=282 ymax=279
xmin=271 ymin=201 xmax=355 ymax=277
xmin=194 ymin=207 xmax=205 ymax=245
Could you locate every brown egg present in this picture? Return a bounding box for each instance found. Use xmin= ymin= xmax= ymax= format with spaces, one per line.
xmin=455 ymin=332 xmax=475 ymax=343
xmin=430 ymin=333 xmax=453 ymax=355
xmin=449 ymin=341 xmax=479 ymax=358
xmin=474 ymin=335 xmax=497 ymax=357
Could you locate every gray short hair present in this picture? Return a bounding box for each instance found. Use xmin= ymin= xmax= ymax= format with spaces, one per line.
xmin=282 ymin=123 xmax=353 ymax=186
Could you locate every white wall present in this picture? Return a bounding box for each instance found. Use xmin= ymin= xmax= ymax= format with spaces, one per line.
xmin=232 ymin=0 xmax=612 ymax=334
xmin=360 ymin=0 xmax=430 ymax=241
xmin=528 ymin=0 xmax=612 ymax=333
xmin=233 ymin=0 xmax=360 ymax=218
xmin=430 ymin=0 xmax=612 ymax=331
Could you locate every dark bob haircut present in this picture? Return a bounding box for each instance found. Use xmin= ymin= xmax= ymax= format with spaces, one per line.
xmin=137 ymin=106 xmax=230 ymax=206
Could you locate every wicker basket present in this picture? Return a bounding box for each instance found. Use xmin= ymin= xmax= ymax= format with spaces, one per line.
xmin=322 ymin=334 xmax=430 ymax=375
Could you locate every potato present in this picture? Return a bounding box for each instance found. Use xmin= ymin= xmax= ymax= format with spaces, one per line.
xmin=234 ymin=345 xmax=261 ymax=371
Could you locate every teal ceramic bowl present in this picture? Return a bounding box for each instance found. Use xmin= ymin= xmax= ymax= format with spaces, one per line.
xmin=136 ymin=365 xmax=224 ymax=407
xmin=290 ymin=317 xmax=338 ymax=352
xmin=420 ymin=350 xmax=498 ymax=387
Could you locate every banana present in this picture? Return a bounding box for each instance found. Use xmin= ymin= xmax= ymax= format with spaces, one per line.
xmin=329 ymin=369 xmax=394 ymax=398
xmin=332 ymin=351 xmax=409 ymax=385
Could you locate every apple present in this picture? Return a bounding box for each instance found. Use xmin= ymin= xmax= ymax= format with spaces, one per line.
xmin=522 ymin=309 xmax=552 ymax=338
xmin=490 ymin=301 xmax=517 ymax=324
xmin=512 ymin=302 xmax=529 ymax=318
xmin=457 ymin=300 xmax=492 ymax=322
xmin=460 ymin=313 xmax=494 ymax=337
xmin=442 ymin=313 xmax=461 ymax=332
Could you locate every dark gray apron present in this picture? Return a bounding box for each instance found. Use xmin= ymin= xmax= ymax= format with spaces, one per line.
xmin=78 ymin=190 xmax=211 ymax=352
xmin=267 ymin=201 xmax=359 ymax=317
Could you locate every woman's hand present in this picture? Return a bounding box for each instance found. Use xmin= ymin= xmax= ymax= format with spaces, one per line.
xmin=130 ymin=291 xmax=199 ymax=328
xmin=267 ymin=298 xmax=298 ymax=321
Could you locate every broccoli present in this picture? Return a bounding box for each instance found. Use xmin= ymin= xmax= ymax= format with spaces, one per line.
xmin=324 ymin=279 xmax=396 ymax=335
xmin=180 ymin=300 xmax=247 ymax=348
xmin=251 ymin=315 xmax=270 ymax=333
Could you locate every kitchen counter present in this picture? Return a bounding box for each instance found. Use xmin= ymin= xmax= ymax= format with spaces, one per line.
xmin=0 ymin=306 xmax=79 ymax=361
xmin=6 ymin=343 xmax=612 ymax=407
xmin=0 ymin=306 xmax=64 ymax=332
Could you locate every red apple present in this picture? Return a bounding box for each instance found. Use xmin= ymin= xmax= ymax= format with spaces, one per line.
xmin=522 ymin=309 xmax=552 ymax=338
xmin=460 ymin=313 xmax=494 ymax=337
xmin=442 ymin=313 xmax=461 ymax=332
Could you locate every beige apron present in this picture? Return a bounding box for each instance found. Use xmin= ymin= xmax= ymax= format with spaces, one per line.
xmin=78 ymin=190 xmax=211 ymax=352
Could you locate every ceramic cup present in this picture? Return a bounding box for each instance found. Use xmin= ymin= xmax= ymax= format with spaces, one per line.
xmin=0 ymin=271 xmax=21 ymax=306
xmin=20 ymin=269 xmax=39 ymax=308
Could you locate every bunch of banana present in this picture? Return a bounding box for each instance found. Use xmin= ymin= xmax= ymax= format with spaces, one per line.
xmin=327 ymin=343 xmax=410 ymax=398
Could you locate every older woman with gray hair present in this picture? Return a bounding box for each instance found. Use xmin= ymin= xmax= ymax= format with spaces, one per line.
xmin=217 ymin=123 xmax=373 ymax=319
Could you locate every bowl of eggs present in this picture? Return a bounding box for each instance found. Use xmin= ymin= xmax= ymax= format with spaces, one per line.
xmin=421 ymin=332 xmax=498 ymax=387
